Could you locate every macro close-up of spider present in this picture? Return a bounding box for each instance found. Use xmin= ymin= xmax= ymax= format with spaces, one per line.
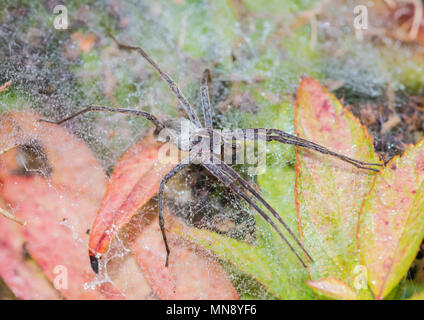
xmin=41 ymin=36 xmax=382 ymax=271
xmin=2 ymin=0 xmax=424 ymax=305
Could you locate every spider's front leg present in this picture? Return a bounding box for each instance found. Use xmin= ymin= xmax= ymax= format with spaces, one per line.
xmin=38 ymin=105 xmax=165 ymax=131
xmin=110 ymin=35 xmax=203 ymax=128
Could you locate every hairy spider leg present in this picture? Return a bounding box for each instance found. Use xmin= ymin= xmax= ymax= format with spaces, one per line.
xmin=158 ymin=161 xmax=190 ymax=267
xmin=270 ymin=136 xmax=380 ymax=172
xmin=200 ymin=69 xmax=213 ymax=128
xmin=216 ymin=160 xmax=313 ymax=262
xmin=267 ymin=128 xmax=382 ymax=168
xmin=39 ymin=105 xmax=165 ymax=131
xmin=226 ymin=128 xmax=382 ymax=172
xmin=110 ymin=35 xmax=202 ymax=128
xmin=199 ymin=69 xmax=216 ymax=163
xmin=202 ymin=161 xmax=308 ymax=268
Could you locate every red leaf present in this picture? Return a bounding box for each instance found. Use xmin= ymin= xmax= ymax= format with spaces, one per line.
xmin=0 ymin=111 xmax=123 ymax=299
xmin=131 ymin=211 xmax=239 ymax=300
xmin=0 ymin=111 xmax=106 ymax=202
xmin=89 ymin=135 xmax=238 ymax=299
xmin=0 ymin=198 xmax=60 ymax=300
xmin=103 ymin=249 xmax=154 ymax=299
xmin=89 ymin=135 xmax=175 ymax=258
xmin=1 ymin=176 xmax=123 ymax=299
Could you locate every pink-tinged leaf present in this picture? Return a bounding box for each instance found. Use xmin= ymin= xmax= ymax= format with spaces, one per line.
xmin=0 ymin=198 xmax=61 ymax=300
xmin=102 ymin=231 xmax=155 ymax=299
xmin=0 ymin=111 xmax=106 ymax=202
xmin=131 ymin=211 xmax=239 ymax=300
xmin=1 ymin=176 xmax=123 ymax=299
xmin=0 ymin=111 xmax=123 ymax=299
xmin=89 ymin=135 xmax=238 ymax=299
xmin=358 ymin=139 xmax=424 ymax=299
xmin=306 ymin=277 xmax=357 ymax=300
xmin=295 ymin=77 xmax=380 ymax=293
xmin=89 ymin=135 xmax=175 ymax=259
xmin=104 ymin=251 xmax=154 ymax=300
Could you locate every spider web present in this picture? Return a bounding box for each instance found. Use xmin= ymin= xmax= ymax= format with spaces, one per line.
xmin=0 ymin=0 xmax=422 ymax=300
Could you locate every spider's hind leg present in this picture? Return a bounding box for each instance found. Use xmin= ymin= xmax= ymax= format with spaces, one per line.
xmin=202 ymin=160 xmax=309 ymax=268
xmin=217 ymin=160 xmax=313 ymax=262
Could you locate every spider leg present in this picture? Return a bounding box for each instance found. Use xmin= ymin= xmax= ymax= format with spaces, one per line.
xmin=267 ymin=128 xmax=382 ymax=168
xmin=202 ymin=161 xmax=308 ymax=268
xmin=158 ymin=161 xmax=189 ymax=267
xmin=268 ymin=135 xmax=380 ymax=172
xmin=200 ymin=69 xmax=213 ymax=128
xmin=216 ymin=160 xmax=313 ymax=262
xmin=38 ymin=105 xmax=165 ymax=131
xmin=227 ymin=128 xmax=382 ymax=172
xmin=110 ymin=35 xmax=202 ymax=128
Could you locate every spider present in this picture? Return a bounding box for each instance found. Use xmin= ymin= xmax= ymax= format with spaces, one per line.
xmin=40 ymin=36 xmax=382 ymax=271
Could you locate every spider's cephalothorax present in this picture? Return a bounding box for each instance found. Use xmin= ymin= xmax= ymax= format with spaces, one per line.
xmin=158 ymin=118 xmax=211 ymax=154
xmin=40 ymin=36 xmax=382 ymax=271
xmin=158 ymin=118 xmax=237 ymax=165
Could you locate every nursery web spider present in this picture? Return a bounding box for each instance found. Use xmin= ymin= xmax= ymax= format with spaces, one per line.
xmin=40 ymin=36 xmax=382 ymax=270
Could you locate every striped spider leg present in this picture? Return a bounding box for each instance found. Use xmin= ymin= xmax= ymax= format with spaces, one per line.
xmin=225 ymin=129 xmax=382 ymax=172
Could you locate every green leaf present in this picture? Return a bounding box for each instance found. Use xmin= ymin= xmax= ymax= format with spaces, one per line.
xmin=295 ymin=77 xmax=380 ymax=299
xmin=359 ymin=139 xmax=424 ymax=299
xmin=401 ymin=281 xmax=424 ymax=300
xmin=172 ymin=218 xmax=313 ymax=299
